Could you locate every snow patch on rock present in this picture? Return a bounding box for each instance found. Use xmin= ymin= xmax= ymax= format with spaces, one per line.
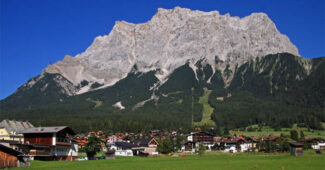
xmin=112 ymin=101 xmax=125 ymax=110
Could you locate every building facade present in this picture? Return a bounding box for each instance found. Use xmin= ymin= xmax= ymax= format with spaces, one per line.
xmin=21 ymin=126 xmax=78 ymax=161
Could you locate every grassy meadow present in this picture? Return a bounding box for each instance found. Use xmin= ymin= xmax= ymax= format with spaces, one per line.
xmin=16 ymin=150 xmax=325 ymax=170
xmin=194 ymin=89 xmax=215 ymax=127
xmin=230 ymin=123 xmax=325 ymax=139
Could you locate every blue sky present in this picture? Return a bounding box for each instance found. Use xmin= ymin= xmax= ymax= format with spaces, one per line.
xmin=0 ymin=0 xmax=324 ymax=99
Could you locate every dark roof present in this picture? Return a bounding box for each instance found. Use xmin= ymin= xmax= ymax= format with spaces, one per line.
xmin=115 ymin=142 xmax=138 ymax=149
xmin=21 ymin=126 xmax=76 ymax=135
xmin=245 ymin=137 xmax=259 ymax=142
xmin=191 ymin=131 xmax=214 ymax=136
xmin=181 ymin=141 xmax=195 ymax=145
xmin=289 ymin=142 xmax=304 ymax=147
xmin=224 ymin=138 xmax=246 ymax=144
xmin=132 ymin=138 xmax=155 ymax=147
xmin=263 ymin=136 xmax=278 ymax=141
xmin=0 ymin=144 xmax=23 ymax=156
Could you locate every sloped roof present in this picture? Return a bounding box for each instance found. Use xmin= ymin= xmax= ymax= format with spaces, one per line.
xmin=21 ymin=126 xmax=75 ymax=135
xmin=0 ymin=119 xmax=34 ymax=134
xmin=289 ymin=142 xmax=304 ymax=147
xmin=224 ymin=138 xmax=246 ymax=144
xmin=115 ymin=142 xmax=138 ymax=149
xmin=132 ymin=138 xmax=155 ymax=147
xmin=0 ymin=144 xmax=23 ymax=156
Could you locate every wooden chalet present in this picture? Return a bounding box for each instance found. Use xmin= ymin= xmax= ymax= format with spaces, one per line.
xmin=187 ymin=132 xmax=214 ymax=150
xmin=21 ymin=126 xmax=78 ymax=161
xmin=222 ymin=138 xmax=246 ymax=153
xmin=289 ymin=142 xmax=304 ymax=156
xmin=0 ymin=144 xmax=30 ymax=168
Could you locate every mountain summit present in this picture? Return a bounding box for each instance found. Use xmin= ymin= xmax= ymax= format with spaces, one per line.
xmin=44 ymin=7 xmax=298 ymax=95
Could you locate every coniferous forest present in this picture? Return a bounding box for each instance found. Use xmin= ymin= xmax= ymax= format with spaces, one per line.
xmin=0 ymin=53 xmax=324 ymax=133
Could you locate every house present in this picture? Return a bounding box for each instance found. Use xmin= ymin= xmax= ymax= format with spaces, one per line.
xmin=187 ymin=132 xmax=214 ymax=150
xmin=0 ymin=144 xmax=30 ymax=168
xmin=301 ymin=138 xmax=325 ymax=150
xmin=132 ymin=138 xmax=159 ymax=155
xmin=259 ymin=136 xmax=280 ymax=152
xmin=245 ymin=137 xmax=259 ymax=150
xmin=0 ymin=119 xmax=34 ymax=142
xmin=110 ymin=138 xmax=159 ymax=156
xmin=110 ymin=142 xmax=137 ymax=156
xmin=289 ymin=142 xmax=304 ymax=156
xmin=21 ymin=126 xmax=78 ymax=161
xmin=181 ymin=141 xmax=196 ymax=152
xmin=222 ymin=137 xmax=249 ymax=153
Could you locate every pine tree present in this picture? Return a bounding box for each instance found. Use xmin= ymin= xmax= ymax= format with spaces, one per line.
xmin=290 ymin=130 xmax=298 ymax=141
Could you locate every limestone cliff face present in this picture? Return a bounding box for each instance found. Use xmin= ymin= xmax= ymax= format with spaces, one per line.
xmin=43 ymin=7 xmax=299 ymax=94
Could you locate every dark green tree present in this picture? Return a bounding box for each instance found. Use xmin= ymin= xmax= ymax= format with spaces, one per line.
xmin=84 ymin=136 xmax=102 ymax=159
xmin=290 ymin=130 xmax=299 ymax=141
xmin=158 ymin=137 xmax=174 ymax=154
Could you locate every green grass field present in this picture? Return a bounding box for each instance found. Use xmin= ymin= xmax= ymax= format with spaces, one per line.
xmin=194 ymin=89 xmax=215 ymax=127
xmin=15 ymin=151 xmax=325 ymax=170
xmin=86 ymin=98 xmax=102 ymax=108
xmin=231 ymin=123 xmax=325 ymax=138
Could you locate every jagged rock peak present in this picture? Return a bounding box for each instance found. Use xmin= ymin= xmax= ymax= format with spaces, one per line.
xmin=43 ymin=7 xmax=299 ymax=94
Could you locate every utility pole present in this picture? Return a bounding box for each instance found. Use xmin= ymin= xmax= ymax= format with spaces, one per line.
xmin=191 ymin=87 xmax=194 ymax=129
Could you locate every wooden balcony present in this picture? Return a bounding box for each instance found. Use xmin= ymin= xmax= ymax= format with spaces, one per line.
xmin=29 ymin=149 xmax=51 ymax=156
xmin=56 ymin=142 xmax=72 ymax=146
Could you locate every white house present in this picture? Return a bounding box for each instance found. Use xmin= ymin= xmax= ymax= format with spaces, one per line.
xmin=223 ymin=137 xmax=252 ymax=153
xmin=186 ymin=132 xmax=214 ymax=151
xmin=110 ymin=142 xmax=137 ymax=156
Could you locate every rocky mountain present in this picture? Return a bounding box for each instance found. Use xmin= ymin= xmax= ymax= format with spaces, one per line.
xmin=44 ymin=7 xmax=298 ymax=94
xmin=1 ymin=7 xmax=324 ymax=133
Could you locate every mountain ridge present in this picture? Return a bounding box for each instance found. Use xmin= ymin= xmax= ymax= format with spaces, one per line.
xmin=43 ymin=7 xmax=299 ymax=95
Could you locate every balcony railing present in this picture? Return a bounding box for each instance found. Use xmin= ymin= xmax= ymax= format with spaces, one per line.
xmin=29 ymin=150 xmax=51 ymax=156
xmin=56 ymin=141 xmax=72 ymax=146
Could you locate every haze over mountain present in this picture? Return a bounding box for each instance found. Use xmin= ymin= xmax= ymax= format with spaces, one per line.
xmin=0 ymin=7 xmax=324 ymax=133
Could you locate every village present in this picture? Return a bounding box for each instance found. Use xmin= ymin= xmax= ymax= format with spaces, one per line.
xmin=1 ymin=119 xmax=325 ymax=168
